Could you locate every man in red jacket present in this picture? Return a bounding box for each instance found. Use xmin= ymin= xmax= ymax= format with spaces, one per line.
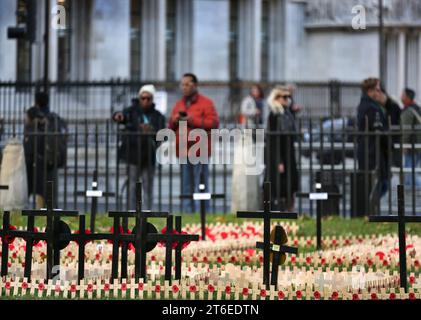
xmin=169 ymin=73 xmax=219 ymax=213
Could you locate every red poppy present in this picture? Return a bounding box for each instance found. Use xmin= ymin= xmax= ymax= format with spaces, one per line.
xmin=409 ymin=276 xmax=416 ymax=284
xmin=331 ymin=292 xmax=339 ymax=300
xmin=12 ymin=252 xmax=17 ymax=259
xmin=383 ymin=260 xmax=389 ymax=266
xmin=189 ymin=285 xmax=197 ymax=293
xmin=74 ymin=229 xmax=92 ymax=246
xmin=5 ymin=282 xmax=11 ymax=290
xmin=103 ymin=284 xmax=110 ymax=291
xmin=225 ymin=286 xmax=231 ymax=295
xmin=259 ymin=256 xmax=264 ymax=263
xmin=121 ymin=283 xmax=127 ymax=291
xmin=203 ymin=256 xmax=208 ymax=263
xmin=138 ymin=283 xmax=144 ymax=291
xmin=207 ymin=284 xmax=215 ymax=293
xmin=21 ymin=282 xmax=28 ymax=290
xmin=245 ymin=256 xmax=251 ymax=263
xmin=321 ymin=258 xmax=326 ymax=266
xmin=375 ymin=251 xmax=385 ymax=260
xmin=230 ymin=256 xmax=236 ymax=263
xmin=221 ymin=232 xmax=228 ymax=239
xmin=306 ymin=239 xmax=312 ymax=246
xmin=151 ymin=255 xmax=156 ymax=261
xmin=38 ymin=283 xmax=45 ymax=291
xmin=414 ymin=260 xmax=420 ymax=268
xmin=306 ymin=257 xmax=312 ymax=264
xmin=217 ymin=257 xmax=223 ymax=263
xmin=155 ymin=285 xmax=161 ymax=293
xmin=352 ymin=258 xmax=357 ymax=266
xmin=296 ymin=290 xmax=302 ymax=299
xmin=371 ymin=293 xmax=378 ymax=300
xmin=409 ymin=292 xmax=416 ymax=300
xmin=70 ymin=284 xmax=78 ymax=292
xmin=242 ymin=288 xmax=249 ymax=296
xmin=67 ymin=251 xmax=73 ymax=258
xmin=192 ymin=256 xmax=198 ymax=263
xmin=331 ymin=239 xmax=337 ymax=246
xmin=344 ymin=239 xmax=351 ymax=245
xmin=172 ymin=285 xmax=179 ymax=294
xmin=1 ymin=225 xmax=17 ymax=244
xmin=367 ymin=259 xmax=373 ymax=266
xmin=314 ymin=291 xmax=321 ymax=300
xmin=260 ymin=289 xmax=267 ymax=297
xmin=389 ymin=293 xmax=396 ymax=300
xmin=278 ymin=291 xmax=285 ymax=300
xmin=336 ymin=258 xmax=343 ymax=266
xmin=108 ymin=226 xmax=125 ymax=246
xmin=291 ymin=256 xmax=296 ymax=264
xmin=293 ymin=239 xmax=299 ymax=246
xmin=352 ymin=293 xmax=359 ymax=300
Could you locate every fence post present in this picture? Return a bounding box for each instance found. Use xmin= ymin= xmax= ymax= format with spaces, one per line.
xmin=329 ymin=80 xmax=341 ymax=117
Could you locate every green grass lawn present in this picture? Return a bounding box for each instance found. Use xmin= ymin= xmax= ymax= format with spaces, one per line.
xmin=2 ymin=211 xmax=421 ymax=237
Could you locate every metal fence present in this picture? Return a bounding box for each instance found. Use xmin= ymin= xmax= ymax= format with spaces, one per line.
xmin=0 ymin=80 xmax=361 ymax=123
xmin=1 ymin=117 xmax=420 ymax=217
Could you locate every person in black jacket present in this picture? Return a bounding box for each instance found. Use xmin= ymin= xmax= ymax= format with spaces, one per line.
xmin=357 ymin=78 xmax=389 ymax=213
xmin=379 ymin=85 xmax=402 ymax=167
xmin=113 ymin=85 xmax=165 ymax=209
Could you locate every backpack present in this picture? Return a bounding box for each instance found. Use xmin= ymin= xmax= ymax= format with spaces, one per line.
xmin=44 ymin=113 xmax=68 ymax=168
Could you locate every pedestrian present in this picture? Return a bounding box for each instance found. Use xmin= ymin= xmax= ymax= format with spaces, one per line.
xmin=265 ymin=86 xmax=299 ymax=212
xmin=113 ymin=84 xmax=166 ymax=209
xmin=24 ymin=91 xmax=67 ymax=209
xmin=168 ymin=73 xmax=219 ymax=213
xmin=240 ymin=84 xmax=265 ymax=127
xmin=356 ymin=78 xmax=389 ymax=212
xmin=400 ymin=88 xmax=421 ymax=187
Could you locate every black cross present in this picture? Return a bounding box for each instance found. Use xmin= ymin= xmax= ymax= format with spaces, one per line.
xmin=296 ymin=182 xmax=341 ymax=250
xmin=0 ymin=185 xmax=8 ymax=190
xmin=21 ymin=181 xmax=79 ymax=280
xmin=155 ymin=215 xmax=199 ymax=282
xmin=369 ymin=185 xmax=421 ymax=292
xmin=179 ymin=172 xmax=225 ymax=240
xmin=256 ymin=225 xmax=297 ymax=288
xmin=108 ymin=182 xmax=169 ymax=281
xmin=237 ymin=181 xmax=298 ymax=288
xmin=75 ymin=170 xmax=115 ymax=233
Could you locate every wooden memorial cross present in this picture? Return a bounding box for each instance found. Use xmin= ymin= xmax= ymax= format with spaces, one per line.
xmin=179 ymin=171 xmax=225 ymax=240
xmin=369 ymin=185 xmax=421 ymax=292
xmin=157 ymin=215 xmax=199 ymax=282
xmin=75 ymin=170 xmax=115 ymax=233
xmin=21 ymin=181 xmax=79 ymax=280
xmin=256 ymin=225 xmax=297 ymax=288
xmin=108 ymin=182 xmax=169 ymax=281
xmin=296 ymin=182 xmax=341 ymax=250
xmin=237 ymin=181 xmax=298 ymax=288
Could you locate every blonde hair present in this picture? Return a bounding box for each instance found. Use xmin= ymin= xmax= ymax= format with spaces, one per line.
xmin=267 ymin=86 xmax=290 ymax=114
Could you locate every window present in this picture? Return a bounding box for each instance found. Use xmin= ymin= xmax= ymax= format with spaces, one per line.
xmin=166 ymin=0 xmax=176 ymax=81
xmin=130 ymin=0 xmax=142 ymax=81
xmin=57 ymin=0 xmax=72 ymax=82
xmin=229 ymin=0 xmax=239 ymax=80
xmin=16 ymin=0 xmax=32 ymax=82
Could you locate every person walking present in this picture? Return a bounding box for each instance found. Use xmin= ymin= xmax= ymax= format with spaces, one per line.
xmin=168 ymin=73 xmax=219 ymax=213
xmin=265 ymin=86 xmax=299 ymax=212
xmin=113 ymin=85 xmax=166 ymax=209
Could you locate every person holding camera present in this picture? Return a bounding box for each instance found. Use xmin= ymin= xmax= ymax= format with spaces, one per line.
xmin=113 ymin=85 xmax=166 ymax=210
xmin=169 ymin=73 xmax=220 ymax=213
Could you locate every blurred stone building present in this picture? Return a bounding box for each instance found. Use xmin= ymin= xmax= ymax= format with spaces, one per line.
xmin=1 ymin=0 xmax=421 ymax=99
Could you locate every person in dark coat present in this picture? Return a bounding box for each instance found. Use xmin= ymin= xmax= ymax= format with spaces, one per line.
xmin=379 ymin=85 xmax=402 ymax=167
xmin=357 ymin=78 xmax=389 ymax=209
xmin=113 ymin=85 xmax=166 ymax=209
xmin=24 ymin=92 xmax=63 ymax=209
xmin=265 ymin=86 xmax=299 ymax=212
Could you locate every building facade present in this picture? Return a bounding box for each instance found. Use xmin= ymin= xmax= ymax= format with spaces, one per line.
xmin=1 ymin=0 xmax=421 ymax=99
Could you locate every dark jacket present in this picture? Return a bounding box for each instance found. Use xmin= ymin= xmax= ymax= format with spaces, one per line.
xmin=265 ymin=108 xmax=299 ymax=205
xmin=384 ymin=97 xmax=402 ymax=166
xmin=114 ymin=102 xmax=166 ymax=167
xmin=357 ymin=93 xmax=389 ymax=180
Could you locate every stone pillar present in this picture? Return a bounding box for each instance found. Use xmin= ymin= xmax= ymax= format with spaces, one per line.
xmin=141 ymin=0 xmax=166 ymax=81
xmin=237 ymin=0 xmax=261 ymax=81
xmin=175 ymin=0 xmax=194 ymax=79
xmin=268 ymin=0 xmax=286 ymax=82
xmin=397 ymin=29 xmax=406 ymax=97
